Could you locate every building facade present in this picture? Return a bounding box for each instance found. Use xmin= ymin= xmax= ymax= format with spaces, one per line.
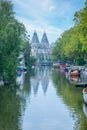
xmin=31 ymin=31 xmax=52 ymax=63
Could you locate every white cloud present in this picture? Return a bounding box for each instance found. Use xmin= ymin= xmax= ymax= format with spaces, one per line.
xmin=13 ymin=0 xmax=56 ymax=18
xmin=16 ymin=16 xmax=63 ymax=43
xmin=12 ymin=0 xmax=73 ymax=18
xmin=49 ymin=5 xmax=56 ymax=12
xmin=12 ymin=0 xmax=77 ymax=42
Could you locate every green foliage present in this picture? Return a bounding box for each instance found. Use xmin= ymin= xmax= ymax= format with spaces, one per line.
xmin=28 ymin=56 xmax=36 ymax=69
xmin=24 ymin=41 xmax=31 ymax=68
xmin=76 ymin=56 xmax=86 ymax=65
xmin=52 ymin=0 xmax=87 ymax=64
xmin=0 ymin=0 xmax=32 ymax=83
xmin=74 ymin=0 xmax=87 ymax=52
xmin=52 ymin=38 xmax=65 ymax=61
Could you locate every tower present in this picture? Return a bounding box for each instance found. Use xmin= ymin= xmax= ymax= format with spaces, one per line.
xmin=31 ymin=31 xmax=51 ymax=62
xmin=31 ymin=31 xmax=39 ymax=45
xmin=41 ymin=32 xmax=49 ymax=48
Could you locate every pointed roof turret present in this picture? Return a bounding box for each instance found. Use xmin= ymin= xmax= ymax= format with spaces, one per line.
xmin=32 ymin=31 xmax=39 ymax=44
xmin=41 ymin=32 xmax=49 ymax=45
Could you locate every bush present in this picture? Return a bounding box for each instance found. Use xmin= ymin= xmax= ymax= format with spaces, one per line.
xmin=76 ymin=57 xmax=86 ymax=65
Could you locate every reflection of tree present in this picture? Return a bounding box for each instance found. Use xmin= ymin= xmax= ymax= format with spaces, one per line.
xmin=0 ymin=71 xmax=32 ymax=130
xmin=0 ymin=70 xmax=37 ymax=130
xmin=16 ymin=72 xmax=31 ymax=113
xmin=52 ymin=70 xmax=87 ymax=130
xmin=23 ymin=73 xmax=31 ymax=98
xmin=0 ymin=86 xmax=22 ymax=130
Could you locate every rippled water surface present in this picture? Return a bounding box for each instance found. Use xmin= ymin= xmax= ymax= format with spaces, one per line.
xmin=0 ymin=66 xmax=87 ymax=130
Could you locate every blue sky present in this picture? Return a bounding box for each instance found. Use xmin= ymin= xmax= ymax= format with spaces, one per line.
xmin=12 ymin=0 xmax=85 ymax=43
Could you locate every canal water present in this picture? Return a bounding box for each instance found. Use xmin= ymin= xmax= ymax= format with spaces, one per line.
xmin=0 ymin=66 xmax=87 ymax=130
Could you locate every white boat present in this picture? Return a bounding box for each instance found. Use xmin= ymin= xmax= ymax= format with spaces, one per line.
xmin=83 ymin=88 xmax=87 ymax=104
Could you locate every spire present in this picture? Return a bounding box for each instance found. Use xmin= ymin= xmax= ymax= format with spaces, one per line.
xmin=31 ymin=31 xmax=39 ymax=44
xmin=41 ymin=32 xmax=49 ymax=45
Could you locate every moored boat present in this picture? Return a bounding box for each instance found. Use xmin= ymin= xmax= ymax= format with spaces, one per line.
xmin=83 ymin=88 xmax=87 ymax=104
xmin=70 ymin=69 xmax=80 ymax=76
xmin=60 ymin=63 xmax=66 ymax=70
xmin=53 ymin=62 xmax=60 ymax=68
xmin=70 ymin=75 xmax=79 ymax=83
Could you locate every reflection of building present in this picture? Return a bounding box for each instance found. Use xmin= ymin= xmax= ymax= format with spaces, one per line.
xmin=41 ymin=67 xmax=49 ymax=94
xmin=31 ymin=67 xmax=51 ymax=95
xmin=31 ymin=31 xmax=52 ymax=62
xmin=32 ymin=79 xmax=39 ymax=95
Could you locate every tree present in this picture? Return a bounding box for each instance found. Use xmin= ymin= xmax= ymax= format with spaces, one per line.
xmin=74 ymin=0 xmax=87 ymax=52
xmin=0 ymin=0 xmax=32 ymax=83
xmin=52 ymin=0 xmax=87 ymax=65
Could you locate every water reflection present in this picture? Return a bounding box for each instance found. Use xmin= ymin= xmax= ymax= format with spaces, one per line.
xmin=52 ymin=70 xmax=87 ymax=130
xmin=0 ymin=86 xmax=22 ymax=130
xmin=0 ymin=72 xmax=31 ymax=130
xmin=66 ymin=71 xmax=87 ymax=86
xmin=1 ymin=67 xmax=87 ymax=130
xmin=31 ymin=67 xmax=51 ymax=95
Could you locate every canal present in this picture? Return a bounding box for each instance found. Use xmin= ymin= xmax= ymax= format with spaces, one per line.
xmin=0 ymin=66 xmax=87 ymax=130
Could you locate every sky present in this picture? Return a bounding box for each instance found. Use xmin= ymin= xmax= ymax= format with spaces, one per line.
xmin=12 ymin=0 xmax=86 ymax=43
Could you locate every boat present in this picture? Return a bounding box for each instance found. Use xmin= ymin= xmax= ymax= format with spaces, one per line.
xmin=53 ymin=62 xmax=60 ymax=68
xmin=16 ymin=66 xmax=23 ymax=76
xmin=60 ymin=63 xmax=66 ymax=70
xmin=70 ymin=69 xmax=80 ymax=76
xmin=64 ymin=65 xmax=71 ymax=72
xmin=83 ymin=88 xmax=87 ymax=104
xmin=69 ymin=75 xmax=79 ymax=83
